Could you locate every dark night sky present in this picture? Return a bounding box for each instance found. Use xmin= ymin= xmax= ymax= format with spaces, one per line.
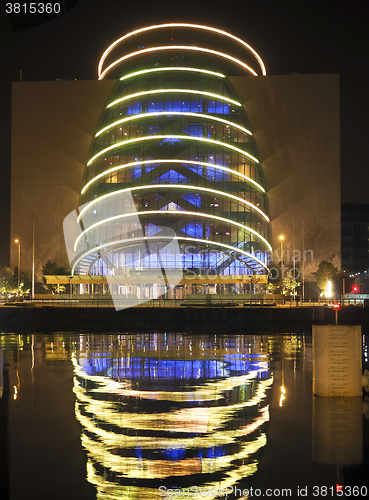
xmin=0 ymin=0 xmax=368 ymax=268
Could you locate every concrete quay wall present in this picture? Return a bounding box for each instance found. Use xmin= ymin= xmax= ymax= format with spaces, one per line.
xmin=1 ymin=306 xmax=369 ymax=334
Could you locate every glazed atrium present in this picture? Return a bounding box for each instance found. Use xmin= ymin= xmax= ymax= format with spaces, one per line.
xmin=71 ymin=24 xmax=272 ymax=285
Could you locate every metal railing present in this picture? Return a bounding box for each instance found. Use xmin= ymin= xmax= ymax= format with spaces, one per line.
xmin=0 ymin=295 xmax=364 ymax=309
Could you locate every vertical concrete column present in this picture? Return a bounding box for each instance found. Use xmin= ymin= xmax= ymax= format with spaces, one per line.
xmin=312 ymin=325 xmax=363 ymax=466
xmin=313 ymin=325 xmax=362 ymax=397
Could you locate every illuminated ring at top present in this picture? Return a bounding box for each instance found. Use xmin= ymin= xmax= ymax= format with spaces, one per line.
xmin=77 ymin=184 xmax=270 ymax=223
xmin=95 ymin=111 xmax=252 ymax=138
xmin=86 ymin=135 xmax=259 ymax=167
xmin=71 ymin=235 xmax=269 ymax=275
xmin=81 ymin=159 xmax=265 ymax=195
xmin=73 ymin=210 xmax=273 ymax=253
xmin=119 ymin=66 xmax=226 ymax=81
xmin=100 ymin=45 xmax=259 ymax=80
xmin=106 ymin=88 xmax=242 ymax=109
xmin=98 ymin=23 xmax=266 ymax=79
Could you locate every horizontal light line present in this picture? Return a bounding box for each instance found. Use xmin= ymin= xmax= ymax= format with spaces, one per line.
xmin=95 ymin=111 xmax=252 ymax=138
xmin=100 ymin=45 xmax=258 ymax=80
xmin=72 ymin=236 xmax=269 ymax=275
xmin=107 ymin=88 xmax=242 ymax=109
xmin=87 ymin=135 xmax=259 ymax=166
xmin=81 ymin=159 xmax=265 ymax=195
xmin=120 ymin=66 xmax=226 ymax=81
xmin=77 ymin=184 xmax=269 ymax=223
xmin=74 ymin=210 xmax=272 ymax=252
xmin=98 ymin=23 xmax=266 ymax=79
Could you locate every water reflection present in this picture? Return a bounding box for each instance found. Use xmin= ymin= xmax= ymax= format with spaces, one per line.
xmin=72 ymin=334 xmax=272 ymax=499
xmin=1 ymin=332 xmax=367 ymax=500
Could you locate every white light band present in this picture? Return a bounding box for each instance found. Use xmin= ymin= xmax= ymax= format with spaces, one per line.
xmin=107 ymin=88 xmax=242 ymax=109
xmin=98 ymin=23 xmax=266 ymax=78
xmin=95 ymin=111 xmax=252 ymax=138
xmin=72 ymin=235 xmax=269 ymax=275
xmin=77 ymin=184 xmax=269 ymax=223
xmin=87 ymin=135 xmax=259 ymax=167
xmin=82 ymin=159 xmax=265 ymax=195
xmin=100 ymin=45 xmax=258 ymax=80
xmin=120 ymin=66 xmax=226 ymax=81
xmin=74 ymin=210 xmax=272 ymax=252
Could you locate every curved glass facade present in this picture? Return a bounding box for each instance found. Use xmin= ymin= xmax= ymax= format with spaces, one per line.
xmin=73 ymin=24 xmax=271 ymax=280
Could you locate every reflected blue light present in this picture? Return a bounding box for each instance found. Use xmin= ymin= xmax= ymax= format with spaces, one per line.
xmin=79 ymin=354 xmax=268 ymax=381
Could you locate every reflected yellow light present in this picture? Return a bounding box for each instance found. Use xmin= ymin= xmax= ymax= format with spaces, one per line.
xmin=279 ymin=385 xmax=286 ymax=407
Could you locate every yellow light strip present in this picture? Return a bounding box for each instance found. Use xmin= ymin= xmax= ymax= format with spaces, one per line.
xmin=77 ymin=184 xmax=269 ymax=223
xmin=106 ymin=88 xmax=242 ymax=109
xmin=120 ymin=66 xmax=226 ymax=81
xmin=81 ymin=159 xmax=265 ymax=195
xmin=98 ymin=23 xmax=266 ymax=78
xmin=74 ymin=210 xmax=272 ymax=252
xmin=100 ymin=45 xmax=258 ymax=80
xmin=95 ymin=111 xmax=252 ymax=138
xmin=87 ymin=135 xmax=259 ymax=167
xmin=71 ymin=235 xmax=269 ymax=275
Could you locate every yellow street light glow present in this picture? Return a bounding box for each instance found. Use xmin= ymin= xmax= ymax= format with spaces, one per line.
xmin=95 ymin=111 xmax=252 ymax=138
xmin=119 ymin=66 xmax=226 ymax=81
xmin=106 ymin=88 xmax=242 ymax=109
xmin=98 ymin=23 xmax=266 ymax=79
xmin=86 ymin=135 xmax=259 ymax=167
xmin=279 ymin=235 xmax=284 ymax=241
xmin=100 ymin=45 xmax=259 ymax=80
xmin=82 ymin=160 xmax=264 ymax=195
xmin=71 ymin=235 xmax=269 ymax=274
xmin=73 ymin=210 xmax=272 ymax=252
xmin=77 ymin=184 xmax=269 ymax=223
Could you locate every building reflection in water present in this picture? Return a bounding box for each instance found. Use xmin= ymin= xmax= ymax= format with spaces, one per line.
xmin=72 ymin=334 xmax=273 ymax=499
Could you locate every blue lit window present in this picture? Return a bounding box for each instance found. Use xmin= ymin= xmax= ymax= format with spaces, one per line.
xmin=183 ymin=222 xmax=203 ymax=238
xmin=160 ymin=202 xmax=186 ymax=211
xmin=182 ymin=193 xmax=202 ymax=207
xmin=206 ymin=101 xmax=230 ymax=114
xmin=152 ymin=169 xmax=189 ymax=184
xmin=182 ymin=125 xmax=203 ymax=137
xmin=145 ymin=224 xmax=161 ymax=236
xmin=126 ymin=102 xmax=142 ymax=115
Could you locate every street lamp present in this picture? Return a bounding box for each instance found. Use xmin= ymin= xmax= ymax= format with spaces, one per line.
xmin=14 ymin=239 xmax=21 ymax=296
xmin=279 ymin=235 xmax=284 ymax=302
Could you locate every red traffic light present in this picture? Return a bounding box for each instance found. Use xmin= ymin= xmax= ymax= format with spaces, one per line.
xmin=352 ymin=285 xmax=359 ymax=293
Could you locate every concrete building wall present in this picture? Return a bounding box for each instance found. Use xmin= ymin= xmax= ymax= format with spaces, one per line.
xmin=10 ymin=80 xmax=116 ymax=282
xmin=11 ymin=75 xmax=340 ymax=282
xmin=230 ymin=74 xmax=341 ymax=277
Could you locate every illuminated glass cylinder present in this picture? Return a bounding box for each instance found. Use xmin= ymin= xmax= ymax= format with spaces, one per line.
xmin=74 ymin=24 xmax=271 ymax=278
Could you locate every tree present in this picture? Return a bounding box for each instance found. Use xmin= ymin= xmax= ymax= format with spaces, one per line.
xmin=267 ymin=262 xmax=301 ymax=296
xmin=0 ymin=267 xmax=17 ymax=294
xmin=312 ymin=261 xmax=340 ymax=297
xmin=0 ymin=266 xmax=30 ymax=296
xmin=42 ymin=260 xmax=70 ymax=293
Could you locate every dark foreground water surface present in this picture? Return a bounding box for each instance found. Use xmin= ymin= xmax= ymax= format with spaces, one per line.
xmin=0 ymin=332 xmax=368 ymax=500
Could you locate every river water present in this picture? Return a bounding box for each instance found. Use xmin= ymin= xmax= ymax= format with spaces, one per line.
xmin=0 ymin=332 xmax=368 ymax=500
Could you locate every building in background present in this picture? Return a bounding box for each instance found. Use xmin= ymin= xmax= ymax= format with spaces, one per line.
xmin=341 ymin=203 xmax=369 ymax=294
xmin=10 ymin=24 xmax=341 ymax=293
